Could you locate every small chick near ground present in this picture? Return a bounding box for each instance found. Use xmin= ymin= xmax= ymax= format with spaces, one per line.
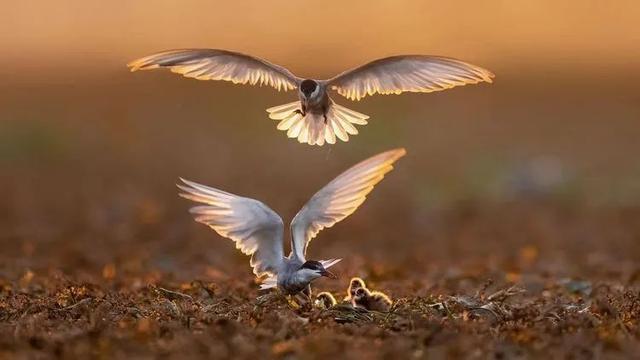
xmin=352 ymin=287 xmax=392 ymax=312
xmin=314 ymin=292 xmax=337 ymax=309
xmin=344 ymin=277 xmax=367 ymax=302
xmin=344 ymin=277 xmax=393 ymax=312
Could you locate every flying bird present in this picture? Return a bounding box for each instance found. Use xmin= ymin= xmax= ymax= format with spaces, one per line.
xmin=177 ymin=148 xmax=406 ymax=296
xmin=128 ymin=49 xmax=494 ymax=146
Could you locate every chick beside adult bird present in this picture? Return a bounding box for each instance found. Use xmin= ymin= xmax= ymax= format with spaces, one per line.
xmin=178 ymin=148 xmax=406 ymax=296
xmin=344 ymin=277 xmax=367 ymax=301
xmin=128 ymin=49 xmax=494 ymax=146
xmin=314 ymin=292 xmax=337 ymax=309
xmin=352 ymin=287 xmax=393 ymax=312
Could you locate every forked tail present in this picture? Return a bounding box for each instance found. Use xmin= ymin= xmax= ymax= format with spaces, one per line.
xmin=266 ymin=100 xmax=369 ymax=146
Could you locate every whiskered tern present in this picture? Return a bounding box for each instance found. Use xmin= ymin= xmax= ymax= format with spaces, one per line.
xmin=128 ymin=49 xmax=493 ymax=146
xmin=177 ymin=148 xmax=406 ymax=295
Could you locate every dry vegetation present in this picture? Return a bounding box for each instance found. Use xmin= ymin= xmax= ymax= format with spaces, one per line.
xmin=1 ymin=203 xmax=639 ymax=359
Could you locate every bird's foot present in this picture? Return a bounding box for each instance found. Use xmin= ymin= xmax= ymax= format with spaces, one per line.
xmin=323 ymin=114 xmax=328 ymax=124
xmin=294 ymin=109 xmax=306 ymax=117
xmin=286 ymin=296 xmax=302 ymax=309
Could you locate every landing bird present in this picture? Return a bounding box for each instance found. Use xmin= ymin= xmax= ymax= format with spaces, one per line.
xmin=177 ymin=148 xmax=406 ymax=296
xmin=128 ymin=49 xmax=494 ymax=146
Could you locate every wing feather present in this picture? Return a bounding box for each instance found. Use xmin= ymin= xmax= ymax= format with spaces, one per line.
xmin=289 ymin=149 xmax=406 ymax=261
xmin=177 ymin=178 xmax=285 ymax=277
xmin=327 ymin=55 xmax=494 ymax=101
xmin=128 ymin=49 xmax=300 ymax=91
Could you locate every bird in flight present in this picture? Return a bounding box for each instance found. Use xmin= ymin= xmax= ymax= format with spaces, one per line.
xmin=128 ymin=49 xmax=494 ymax=146
xmin=177 ymin=148 xmax=406 ymax=296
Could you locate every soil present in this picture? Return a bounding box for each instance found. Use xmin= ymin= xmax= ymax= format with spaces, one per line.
xmin=1 ymin=201 xmax=639 ymax=359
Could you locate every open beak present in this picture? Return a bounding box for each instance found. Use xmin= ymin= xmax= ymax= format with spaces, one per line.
xmin=321 ymin=269 xmax=337 ymax=279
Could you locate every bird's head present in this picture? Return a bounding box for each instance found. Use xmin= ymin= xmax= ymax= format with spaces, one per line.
xmin=314 ymin=292 xmax=337 ymax=309
xmin=299 ymin=260 xmax=337 ymax=281
xmin=353 ymin=287 xmax=371 ymax=302
xmin=347 ymin=277 xmax=366 ymax=298
xmin=299 ymin=79 xmax=319 ymax=99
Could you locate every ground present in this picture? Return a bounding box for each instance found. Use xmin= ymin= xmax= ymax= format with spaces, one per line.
xmin=1 ymin=201 xmax=639 ymax=359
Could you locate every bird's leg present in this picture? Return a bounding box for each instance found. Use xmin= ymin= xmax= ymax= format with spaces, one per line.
xmin=295 ymin=288 xmax=314 ymax=311
xmin=322 ymin=106 xmax=328 ymax=124
xmin=286 ymin=295 xmax=302 ymax=309
xmin=294 ymin=104 xmax=306 ymax=117
xmin=302 ymin=284 xmax=312 ymax=298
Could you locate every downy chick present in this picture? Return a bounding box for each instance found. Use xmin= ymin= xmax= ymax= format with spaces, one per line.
xmin=344 ymin=277 xmax=367 ymax=302
xmin=314 ymin=292 xmax=337 ymax=309
xmin=351 ymin=287 xmax=392 ymax=312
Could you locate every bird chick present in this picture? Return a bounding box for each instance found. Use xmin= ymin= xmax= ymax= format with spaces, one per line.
xmin=314 ymin=292 xmax=337 ymax=309
xmin=351 ymin=287 xmax=392 ymax=312
xmin=345 ymin=277 xmax=367 ymax=301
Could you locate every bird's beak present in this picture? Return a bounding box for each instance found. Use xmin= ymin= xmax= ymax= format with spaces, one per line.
xmin=321 ymin=269 xmax=337 ymax=279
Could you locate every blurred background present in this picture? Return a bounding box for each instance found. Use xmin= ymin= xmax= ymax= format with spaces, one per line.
xmin=1 ymin=1 xmax=639 ymax=287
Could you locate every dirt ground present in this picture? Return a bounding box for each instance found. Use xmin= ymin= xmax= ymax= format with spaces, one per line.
xmin=1 ymin=199 xmax=639 ymax=359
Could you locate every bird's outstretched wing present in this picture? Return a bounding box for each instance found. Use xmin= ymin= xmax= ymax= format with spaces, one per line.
xmin=326 ymin=55 xmax=494 ymax=101
xmin=178 ymin=178 xmax=285 ymax=277
xmin=128 ymin=49 xmax=301 ymax=91
xmin=289 ymin=149 xmax=406 ymax=261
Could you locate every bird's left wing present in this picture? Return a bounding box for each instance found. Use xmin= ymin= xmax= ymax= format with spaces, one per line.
xmin=326 ymin=55 xmax=494 ymax=101
xmin=289 ymin=148 xmax=406 ymax=261
xmin=178 ymin=178 xmax=285 ymax=277
xmin=128 ymin=49 xmax=300 ymax=91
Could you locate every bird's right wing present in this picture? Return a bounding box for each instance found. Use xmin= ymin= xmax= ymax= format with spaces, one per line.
xmin=128 ymin=49 xmax=301 ymax=91
xmin=178 ymin=178 xmax=285 ymax=277
xmin=289 ymin=148 xmax=406 ymax=261
xmin=326 ymin=55 xmax=494 ymax=101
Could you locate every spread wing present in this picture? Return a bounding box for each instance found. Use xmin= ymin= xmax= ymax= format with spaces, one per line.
xmin=178 ymin=178 xmax=285 ymax=277
xmin=128 ymin=49 xmax=301 ymax=91
xmin=327 ymin=55 xmax=494 ymax=101
xmin=289 ymin=148 xmax=406 ymax=261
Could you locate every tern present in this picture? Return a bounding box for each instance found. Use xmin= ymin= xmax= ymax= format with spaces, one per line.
xmin=128 ymin=49 xmax=493 ymax=146
xmin=177 ymin=148 xmax=406 ymax=296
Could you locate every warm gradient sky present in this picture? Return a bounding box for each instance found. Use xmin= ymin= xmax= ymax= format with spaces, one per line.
xmin=2 ymin=1 xmax=640 ymax=206
xmin=2 ymin=1 xmax=639 ymax=78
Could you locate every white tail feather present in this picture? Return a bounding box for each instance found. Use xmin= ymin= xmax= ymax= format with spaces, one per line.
xmin=266 ymin=100 xmax=369 ymax=146
xmin=320 ymin=258 xmax=342 ymax=269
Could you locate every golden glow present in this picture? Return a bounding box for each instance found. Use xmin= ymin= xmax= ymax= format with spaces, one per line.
xmin=1 ymin=1 xmax=638 ymax=77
